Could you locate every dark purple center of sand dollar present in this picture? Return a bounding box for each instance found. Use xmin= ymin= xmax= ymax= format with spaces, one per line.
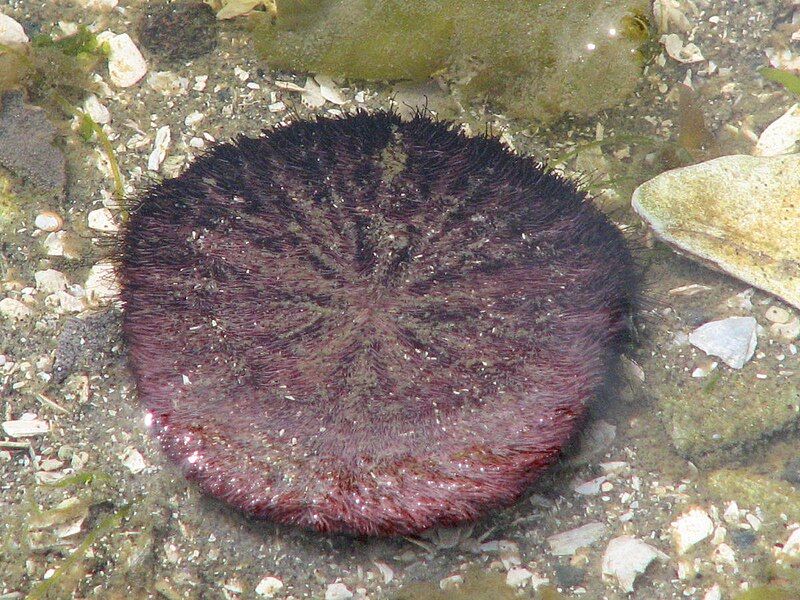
xmin=120 ymin=112 xmax=636 ymax=535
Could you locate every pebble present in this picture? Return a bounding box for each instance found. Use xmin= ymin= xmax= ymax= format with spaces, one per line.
xmin=689 ymin=317 xmax=757 ymax=369
xmin=547 ymin=522 xmax=607 ymax=556
xmin=87 ymin=207 xmax=119 ymax=232
xmin=704 ymin=584 xmax=722 ymax=600
xmin=2 ymin=417 xmax=49 ymax=437
xmin=100 ymin=32 xmax=148 ymax=88
xmin=85 ymin=261 xmax=120 ymax=305
xmin=671 ymin=507 xmax=714 ymax=554
xmin=778 ymin=528 xmax=800 ymax=557
xmin=0 ymin=297 xmax=32 ymax=320
xmin=505 ymin=567 xmax=533 ymax=588
xmin=255 ymin=576 xmax=284 ymax=597
xmin=782 ymin=456 xmax=800 ymax=484
xmin=770 ymin=317 xmax=800 ymax=340
xmin=601 ymin=535 xmax=668 ymax=593
xmin=438 ymin=575 xmax=463 ymax=591
xmin=35 ymin=269 xmax=68 ymax=294
xmin=0 ymin=12 xmax=29 ymax=45
xmin=765 ymin=305 xmax=792 ymax=323
xmin=120 ymin=446 xmax=146 ymax=474
xmin=35 ymin=211 xmax=63 ymax=232
xmin=324 ymin=583 xmax=353 ymax=599
xmin=554 ymin=564 xmax=585 ymax=587
xmin=45 ymin=290 xmax=85 ymax=314
xmin=83 ymin=94 xmax=111 ymax=125
xmin=730 ymin=529 xmax=757 ymax=549
xmin=76 ymin=0 xmax=118 ymax=10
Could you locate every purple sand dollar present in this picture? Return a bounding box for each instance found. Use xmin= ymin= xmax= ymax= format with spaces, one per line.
xmin=119 ymin=112 xmax=637 ymax=536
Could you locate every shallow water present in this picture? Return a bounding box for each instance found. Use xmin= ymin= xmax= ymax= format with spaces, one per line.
xmin=1 ymin=1 xmax=799 ymax=599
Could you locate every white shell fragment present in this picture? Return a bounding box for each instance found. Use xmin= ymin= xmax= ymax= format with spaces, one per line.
xmin=689 ymin=317 xmax=757 ymax=369
xmin=3 ymin=418 xmax=49 ymax=437
xmin=255 ymin=576 xmax=284 ymax=597
xmin=301 ymin=77 xmax=326 ymax=109
xmin=0 ymin=297 xmax=32 ymax=320
xmin=546 ymin=521 xmax=607 ymax=556
xmin=632 ymin=154 xmax=800 ymax=310
xmin=148 ymin=125 xmax=171 ymax=172
xmin=0 ymin=13 xmax=29 ymax=45
xmin=87 ymin=207 xmax=119 ymax=232
xmin=315 ymin=75 xmax=346 ymax=105
xmin=101 ymin=32 xmax=148 ymax=88
xmin=755 ymin=104 xmax=800 ymax=156
xmin=671 ymin=507 xmax=714 ymax=554
xmin=602 ymin=535 xmax=669 ymax=593
xmin=661 ymin=33 xmax=705 ymax=63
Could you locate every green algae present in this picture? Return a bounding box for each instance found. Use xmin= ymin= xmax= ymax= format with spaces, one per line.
xmin=253 ymin=0 xmax=653 ymax=123
xmin=392 ymin=569 xmax=566 ymax=600
xmin=733 ymin=587 xmax=800 ymax=600
xmin=0 ymin=174 xmax=21 ymax=226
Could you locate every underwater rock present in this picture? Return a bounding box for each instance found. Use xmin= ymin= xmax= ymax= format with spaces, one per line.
xmin=254 ymin=0 xmax=651 ymax=124
xmin=632 ymin=154 xmax=800 ymax=310
xmin=0 ymin=91 xmax=66 ymax=195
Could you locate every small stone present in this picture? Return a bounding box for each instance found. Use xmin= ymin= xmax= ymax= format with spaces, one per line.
xmin=0 ymin=297 xmax=32 ymax=320
xmin=704 ymin=584 xmax=722 ymax=600
xmin=671 ymin=507 xmax=714 ymax=554
xmin=35 ymin=211 xmax=63 ymax=232
xmin=689 ymin=317 xmax=757 ymax=369
xmin=601 ymin=535 xmax=668 ymax=593
xmin=83 ymin=94 xmax=111 ymax=125
xmin=782 ymin=456 xmax=800 ymax=484
xmin=779 ymin=528 xmax=800 ymax=557
xmin=766 ymin=305 xmax=792 ymax=323
xmin=255 ymin=576 xmax=284 ymax=597
xmin=3 ymin=417 xmax=49 ymax=437
xmin=438 ymin=575 xmax=463 ymax=591
xmin=505 ymin=567 xmax=532 ymax=588
xmin=0 ymin=13 xmax=29 ymax=45
xmin=184 ymin=111 xmax=204 ymax=127
xmin=120 ymin=446 xmax=146 ymax=474
xmin=88 ymin=207 xmax=119 ymax=232
xmin=325 ymin=582 xmax=353 ymax=600
xmin=85 ymin=261 xmax=120 ymax=305
xmin=76 ymin=0 xmax=118 ymax=10
xmin=101 ymin=32 xmax=148 ymax=88
xmin=547 ymin=522 xmax=607 ymax=556
xmin=771 ymin=317 xmax=800 ymax=341
xmin=730 ymin=529 xmax=756 ymax=549
xmin=372 ymin=561 xmax=394 ymax=584
xmin=35 ymin=269 xmax=68 ymax=294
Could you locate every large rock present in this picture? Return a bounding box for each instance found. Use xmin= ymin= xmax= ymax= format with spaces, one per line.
xmin=632 ymin=154 xmax=800 ymax=309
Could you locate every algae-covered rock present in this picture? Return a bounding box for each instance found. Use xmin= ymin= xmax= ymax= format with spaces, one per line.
xmin=255 ymin=0 xmax=651 ymax=123
xmin=632 ymin=154 xmax=800 ymax=310
xmin=658 ymin=370 xmax=800 ymax=464
xmin=706 ymin=469 xmax=800 ymax=527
